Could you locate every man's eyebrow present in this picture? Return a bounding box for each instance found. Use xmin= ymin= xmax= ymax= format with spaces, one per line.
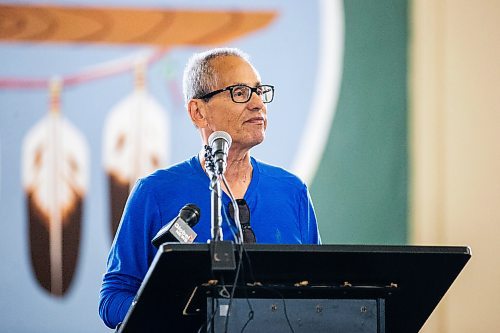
xmin=232 ymin=81 xmax=262 ymax=87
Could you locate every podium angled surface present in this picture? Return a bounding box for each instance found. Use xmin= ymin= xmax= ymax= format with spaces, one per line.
xmin=118 ymin=244 xmax=471 ymax=333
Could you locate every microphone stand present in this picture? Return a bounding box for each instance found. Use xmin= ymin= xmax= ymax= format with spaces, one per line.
xmin=204 ymin=145 xmax=236 ymax=271
xmin=209 ymin=172 xmax=223 ymax=242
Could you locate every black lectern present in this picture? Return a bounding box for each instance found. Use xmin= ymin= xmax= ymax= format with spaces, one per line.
xmin=117 ymin=244 xmax=470 ymax=333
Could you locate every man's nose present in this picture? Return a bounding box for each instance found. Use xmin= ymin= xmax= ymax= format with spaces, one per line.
xmin=247 ymin=91 xmax=265 ymax=110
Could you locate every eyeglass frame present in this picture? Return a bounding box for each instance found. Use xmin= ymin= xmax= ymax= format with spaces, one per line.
xmin=196 ymin=84 xmax=275 ymax=104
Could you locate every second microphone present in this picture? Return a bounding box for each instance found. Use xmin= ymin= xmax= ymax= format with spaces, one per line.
xmin=151 ymin=203 xmax=201 ymax=248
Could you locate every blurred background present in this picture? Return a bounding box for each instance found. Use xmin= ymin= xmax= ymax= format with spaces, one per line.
xmin=0 ymin=0 xmax=498 ymax=332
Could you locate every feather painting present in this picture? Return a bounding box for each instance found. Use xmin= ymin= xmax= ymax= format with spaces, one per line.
xmin=103 ymin=64 xmax=169 ymax=239
xmin=21 ymin=79 xmax=89 ymax=296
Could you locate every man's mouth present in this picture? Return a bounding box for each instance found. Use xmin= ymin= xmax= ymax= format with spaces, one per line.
xmin=245 ymin=116 xmax=265 ymax=124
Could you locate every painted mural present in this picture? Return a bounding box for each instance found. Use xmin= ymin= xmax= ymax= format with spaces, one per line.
xmin=0 ymin=1 xmax=344 ymax=331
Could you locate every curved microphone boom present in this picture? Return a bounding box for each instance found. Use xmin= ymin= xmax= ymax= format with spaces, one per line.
xmin=151 ymin=204 xmax=201 ymax=247
xmin=208 ymin=131 xmax=232 ymax=175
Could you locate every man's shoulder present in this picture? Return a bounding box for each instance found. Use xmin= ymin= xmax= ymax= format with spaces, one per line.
xmin=138 ymin=156 xmax=200 ymax=189
xmin=252 ymin=158 xmax=306 ymax=188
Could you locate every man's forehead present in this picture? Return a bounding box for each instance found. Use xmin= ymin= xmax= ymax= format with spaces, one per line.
xmin=211 ymin=55 xmax=261 ymax=86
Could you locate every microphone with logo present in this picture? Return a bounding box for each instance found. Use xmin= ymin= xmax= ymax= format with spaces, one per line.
xmin=208 ymin=131 xmax=232 ymax=175
xmin=151 ymin=204 xmax=201 ymax=248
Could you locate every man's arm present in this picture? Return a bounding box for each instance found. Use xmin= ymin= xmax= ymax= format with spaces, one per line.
xmin=98 ymin=179 xmax=162 ymax=328
xmin=300 ymin=184 xmax=321 ymax=244
xmin=99 ymin=274 xmax=140 ymax=329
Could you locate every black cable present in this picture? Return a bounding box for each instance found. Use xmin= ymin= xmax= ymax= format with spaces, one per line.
xmin=239 ymin=249 xmax=255 ymax=332
xmin=240 ymin=307 xmax=254 ymax=333
xmin=197 ymin=297 xmax=219 ymax=333
xmin=280 ymin=295 xmax=296 ymax=333
xmin=219 ymin=180 xmax=252 ymax=333
xmin=223 ymin=243 xmax=244 ymax=333
xmin=240 ymin=247 xmax=295 ymax=332
xmin=267 ymin=287 xmax=295 ymax=333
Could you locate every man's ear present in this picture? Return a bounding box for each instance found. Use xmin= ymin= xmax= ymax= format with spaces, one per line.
xmin=187 ymin=99 xmax=208 ymax=128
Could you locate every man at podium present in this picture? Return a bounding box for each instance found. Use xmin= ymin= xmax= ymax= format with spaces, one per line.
xmin=99 ymin=48 xmax=321 ymax=329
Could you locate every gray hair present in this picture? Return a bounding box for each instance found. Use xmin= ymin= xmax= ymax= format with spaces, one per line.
xmin=182 ymin=47 xmax=254 ymax=106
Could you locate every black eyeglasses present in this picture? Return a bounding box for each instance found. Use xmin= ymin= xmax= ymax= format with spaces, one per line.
xmin=197 ymin=84 xmax=274 ymax=104
xmin=228 ymin=199 xmax=256 ymax=243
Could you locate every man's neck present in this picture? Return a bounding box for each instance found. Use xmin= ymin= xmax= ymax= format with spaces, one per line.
xmin=199 ymin=147 xmax=253 ymax=199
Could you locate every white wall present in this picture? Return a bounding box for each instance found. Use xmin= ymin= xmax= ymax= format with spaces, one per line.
xmin=411 ymin=0 xmax=500 ymax=331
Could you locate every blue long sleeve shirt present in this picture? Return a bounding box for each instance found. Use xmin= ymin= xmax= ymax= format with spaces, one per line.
xmin=99 ymin=155 xmax=320 ymax=329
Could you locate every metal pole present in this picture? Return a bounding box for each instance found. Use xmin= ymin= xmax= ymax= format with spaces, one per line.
xmin=210 ymin=174 xmax=223 ymax=241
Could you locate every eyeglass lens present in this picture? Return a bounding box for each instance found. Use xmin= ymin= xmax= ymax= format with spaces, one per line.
xmin=228 ymin=199 xmax=256 ymax=243
xmin=231 ymin=85 xmax=273 ymax=103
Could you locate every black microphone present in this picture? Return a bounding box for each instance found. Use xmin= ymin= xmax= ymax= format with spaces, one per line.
xmin=208 ymin=131 xmax=232 ymax=175
xmin=151 ymin=204 xmax=201 ymax=248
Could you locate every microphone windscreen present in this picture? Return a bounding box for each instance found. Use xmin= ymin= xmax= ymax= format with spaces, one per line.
xmin=208 ymin=131 xmax=232 ymax=148
xmin=179 ymin=203 xmax=201 ymax=227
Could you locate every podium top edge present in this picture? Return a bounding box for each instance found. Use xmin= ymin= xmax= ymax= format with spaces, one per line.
xmin=159 ymin=243 xmax=472 ymax=256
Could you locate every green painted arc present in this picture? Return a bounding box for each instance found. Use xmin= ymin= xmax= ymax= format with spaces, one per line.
xmin=310 ymin=0 xmax=408 ymax=245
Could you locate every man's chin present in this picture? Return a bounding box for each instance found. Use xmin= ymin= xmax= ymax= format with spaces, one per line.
xmin=240 ymin=133 xmax=265 ymax=150
xmin=251 ymin=134 xmax=266 ymax=148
